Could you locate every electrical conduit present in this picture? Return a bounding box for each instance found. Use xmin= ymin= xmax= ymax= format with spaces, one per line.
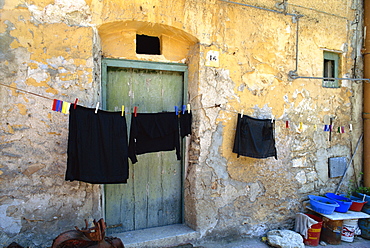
xmin=363 ymin=0 xmax=370 ymax=187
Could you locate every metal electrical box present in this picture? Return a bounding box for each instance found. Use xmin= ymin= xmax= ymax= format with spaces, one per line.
xmin=328 ymin=157 xmax=347 ymax=178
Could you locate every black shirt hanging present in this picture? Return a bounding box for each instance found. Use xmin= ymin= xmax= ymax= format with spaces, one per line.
xmin=180 ymin=112 xmax=192 ymax=138
xmin=233 ymin=114 xmax=277 ymax=159
xmin=128 ymin=112 xmax=181 ymax=164
xmin=66 ymin=105 xmax=129 ymax=184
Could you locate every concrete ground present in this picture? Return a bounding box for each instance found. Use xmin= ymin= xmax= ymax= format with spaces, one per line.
xmin=189 ymin=236 xmax=370 ymax=248
xmin=115 ymin=224 xmax=370 ymax=248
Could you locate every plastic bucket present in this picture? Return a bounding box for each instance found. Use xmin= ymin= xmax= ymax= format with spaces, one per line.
xmin=304 ymin=214 xmax=323 ymax=246
xmin=350 ymin=200 xmax=368 ymax=211
xmin=353 ymin=192 xmax=370 ymax=203
xmin=341 ymin=219 xmax=358 ymax=242
xmin=325 ymin=193 xmax=352 ymax=213
xmin=359 ymin=218 xmax=370 ymax=239
xmin=349 ymin=196 xmax=367 ymax=211
xmin=308 ymin=195 xmax=340 ymax=215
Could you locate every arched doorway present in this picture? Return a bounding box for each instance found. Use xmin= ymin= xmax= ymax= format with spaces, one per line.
xmin=98 ymin=21 xmax=198 ymax=234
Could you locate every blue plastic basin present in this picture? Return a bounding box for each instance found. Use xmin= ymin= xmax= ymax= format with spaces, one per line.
xmin=308 ymin=195 xmax=340 ymax=215
xmin=325 ymin=193 xmax=352 ymax=213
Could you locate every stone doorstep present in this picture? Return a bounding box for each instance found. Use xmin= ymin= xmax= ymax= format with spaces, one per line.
xmin=112 ymin=224 xmax=200 ymax=248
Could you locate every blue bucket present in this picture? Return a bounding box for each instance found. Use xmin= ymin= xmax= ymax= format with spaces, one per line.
xmin=325 ymin=193 xmax=352 ymax=213
xmin=359 ymin=218 xmax=370 ymax=240
xmin=353 ymin=192 xmax=370 ymax=203
xmin=309 ymin=195 xmax=340 ymax=215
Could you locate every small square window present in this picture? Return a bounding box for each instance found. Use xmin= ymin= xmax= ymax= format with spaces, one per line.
xmin=323 ymin=51 xmax=340 ymax=88
xmin=136 ymin=34 xmax=161 ymax=55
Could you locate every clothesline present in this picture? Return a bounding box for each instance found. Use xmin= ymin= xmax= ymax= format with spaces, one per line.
xmin=0 ymin=82 xmax=221 ymax=114
xmin=0 ymin=82 xmax=354 ymax=130
xmin=0 ymin=82 xmax=53 ymax=100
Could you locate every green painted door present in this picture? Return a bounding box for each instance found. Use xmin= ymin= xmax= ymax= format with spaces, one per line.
xmin=102 ymin=59 xmax=187 ymax=233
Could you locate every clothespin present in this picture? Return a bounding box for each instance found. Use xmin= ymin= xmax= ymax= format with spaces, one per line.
xmin=299 ymin=122 xmax=303 ymax=131
xmin=95 ymin=102 xmax=99 ymax=114
xmin=286 ymin=121 xmax=289 ymax=128
xmin=182 ymin=105 xmax=186 ymax=115
xmin=187 ymin=104 xmax=191 ymax=113
xmin=74 ymin=98 xmax=78 ymax=109
xmin=66 ymin=102 xmax=71 ymax=114
xmin=338 ymin=127 xmax=341 ymax=133
xmin=56 ymin=100 xmax=63 ymax=112
xmin=121 ymin=105 xmax=125 ymax=117
xmin=271 ymin=115 xmax=274 ymax=123
xmin=61 ymin=102 xmax=67 ymax=113
xmin=52 ymin=99 xmax=57 ymax=111
xmin=349 ymin=124 xmax=353 ymax=132
xmin=275 ymin=125 xmax=280 ymax=133
xmin=175 ymin=106 xmax=179 ymax=115
xmin=324 ymin=125 xmax=330 ymax=131
xmin=134 ymin=106 xmax=138 ymax=117
xmin=314 ymin=124 xmax=317 ymax=131
xmin=341 ymin=126 xmax=345 ymax=133
xmin=62 ymin=102 xmax=70 ymax=114
xmin=241 ymin=109 xmax=244 ymax=118
xmin=59 ymin=100 xmax=64 ymax=112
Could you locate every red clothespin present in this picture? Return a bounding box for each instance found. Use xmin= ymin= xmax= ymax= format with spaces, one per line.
xmin=286 ymin=121 xmax=289 ymax=128
xmin=52 ymin=99 xmax=57 ymax=111
xmin=134 ymin=106 xmax=138 ymax=117
xmin=74 ymin=98 xmax=78 ymax=109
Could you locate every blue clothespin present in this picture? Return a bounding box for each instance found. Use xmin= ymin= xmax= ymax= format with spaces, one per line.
xmin=56 ymin=100 xmax=63 ymax=112
xmin=175 ymin=106 xmax=178 ymax=115
xmin=182 ymin=105 xmax=186 ymax=114
xmin=324 ymin=125 xmax=330 ymax=132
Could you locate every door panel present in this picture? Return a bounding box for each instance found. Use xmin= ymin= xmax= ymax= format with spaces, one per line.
xmin=104 ymin=65 xmax=184 ymax=233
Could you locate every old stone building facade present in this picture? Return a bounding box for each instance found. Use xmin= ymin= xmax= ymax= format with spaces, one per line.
xmin=0 ymin=0 xmax=366 ymax=247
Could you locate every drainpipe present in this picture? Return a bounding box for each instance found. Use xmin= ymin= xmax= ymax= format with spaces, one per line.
xmin=363 ymin=0 xmax=370 ymax=187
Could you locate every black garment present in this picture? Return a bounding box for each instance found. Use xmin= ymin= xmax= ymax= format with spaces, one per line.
xmin=233 ymin=114 xmax=277 ymax=159
xmin=128 ymin=112 xmax=181 ymax=164
xmin=180 ymin=112 xmax=192 ymax=138
xmin=66 ymin=105 xmax=129 ymax=184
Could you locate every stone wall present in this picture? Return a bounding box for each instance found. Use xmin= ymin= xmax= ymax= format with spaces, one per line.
xmin=0 ymin=0 xmax=364 ymax=247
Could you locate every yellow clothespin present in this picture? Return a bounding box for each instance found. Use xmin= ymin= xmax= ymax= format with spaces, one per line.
xmin=299 ymin=122 xmax=303 ymax=131
xmin=62 ymin=102 xmax=71 ymax=114
xmin=121 ymin=105 xmax=125 ymax=116
xmin=314 ymin=124 xmax=317 ymax=131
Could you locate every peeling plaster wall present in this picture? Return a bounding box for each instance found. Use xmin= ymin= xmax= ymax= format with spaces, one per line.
xmin=1 ymin=0 xmax=100 ymax=247
xmin=0 ymin=0 xmax=364 ymax=247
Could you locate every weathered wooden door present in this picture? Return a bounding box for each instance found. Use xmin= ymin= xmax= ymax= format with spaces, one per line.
xmin=102 ymin=59 xmax=187 ymax=233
